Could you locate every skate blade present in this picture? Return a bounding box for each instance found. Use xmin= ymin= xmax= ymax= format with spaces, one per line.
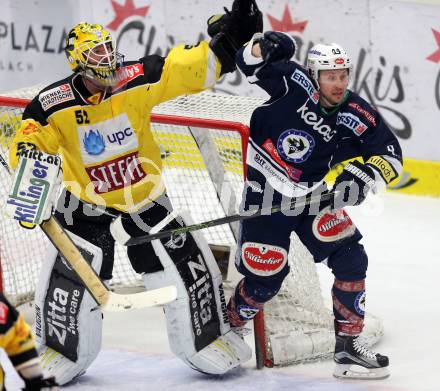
xmin=333 ymin=363 xmax=390 ymax=380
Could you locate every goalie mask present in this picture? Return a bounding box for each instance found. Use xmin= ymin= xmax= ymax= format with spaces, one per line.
xmin=307 ymin=43 xmax=352 ymax=89
xmin=65 ymin=22 xmax=123 ymax=88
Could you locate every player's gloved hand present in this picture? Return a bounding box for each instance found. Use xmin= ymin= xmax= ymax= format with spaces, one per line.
xmin=22 ymin=375 xmax=59 ymax=391
xmin=258 ymin=31 xmax=296 ymax=63
xmin=207 ymin=0 xmax=262 ymax=40
xmin=331 ymin=160 xmax=376 ymax=210
xmin=207 ymin=0 xmax=263 ymax=74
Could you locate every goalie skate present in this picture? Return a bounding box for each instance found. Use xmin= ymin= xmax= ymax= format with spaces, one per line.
xmin=333 ymin=335 xmax=390 ymax=380
xmin=39 ymin=347 xmax=85 ymax=385
xmin=189 ymin=330 xmax=252 ymax=375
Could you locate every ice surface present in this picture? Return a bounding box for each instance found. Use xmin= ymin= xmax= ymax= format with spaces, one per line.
xmin=3 ymin=193 xmax=439 ymax=391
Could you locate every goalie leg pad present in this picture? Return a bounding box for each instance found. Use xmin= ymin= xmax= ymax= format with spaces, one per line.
xmin=143 ymin=211 xmax=251 ymax=374
xmin=34 ymin=230 xmax=103 ymax=385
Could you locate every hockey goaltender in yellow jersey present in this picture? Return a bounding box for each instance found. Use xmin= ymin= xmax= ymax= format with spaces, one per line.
xmin=10 ymin=41 xmax=221 ymax=213
xmin=6 ymin=4 xmax=264 ymax=384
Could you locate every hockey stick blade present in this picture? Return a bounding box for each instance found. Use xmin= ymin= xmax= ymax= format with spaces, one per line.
xmin=103 ymin=285 xmax=177 ymax=311
xmin=124 ymin=190 xmax=336 ymax=246
xmin=41 ymin=213 xmax=178 ymax=312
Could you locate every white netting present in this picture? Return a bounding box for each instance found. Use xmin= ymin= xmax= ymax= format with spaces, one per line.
xmin=0 ymin=87 xmax=382 ymax=366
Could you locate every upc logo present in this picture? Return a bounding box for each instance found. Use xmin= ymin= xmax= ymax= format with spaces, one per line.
xmin=107 ymin=127 xmax=133 ymax=145
xmin=83 ymin=130 xmax=105 ymax=155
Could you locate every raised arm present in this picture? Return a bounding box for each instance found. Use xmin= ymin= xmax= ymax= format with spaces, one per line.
xmin=150 ymin=0 xmax=263 ymax=105
xmin=236 ymin=31 xmax=297 ymax=97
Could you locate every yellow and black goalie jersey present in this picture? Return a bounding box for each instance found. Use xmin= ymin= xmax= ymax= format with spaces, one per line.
xmin=0 ymin=293 xmax=38 ymax=390
xmin=10 ymin=42 xmax=221 ymax=212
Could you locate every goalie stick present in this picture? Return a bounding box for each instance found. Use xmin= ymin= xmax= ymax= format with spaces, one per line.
xmin=121 ymin=190 xmax=337 ymax=246
xmin=0 ymin=152 xmax=177 ymax=311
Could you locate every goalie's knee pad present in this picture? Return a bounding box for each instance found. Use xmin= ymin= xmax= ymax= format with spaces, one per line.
xmin=143 ymin=211 xmax=251 ymax=374
xmin=34 ymin=230 xmax=103 ymax=385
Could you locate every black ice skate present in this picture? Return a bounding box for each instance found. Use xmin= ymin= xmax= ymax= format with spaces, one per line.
xmin=333 ymin=335 xmax=390 ymax=380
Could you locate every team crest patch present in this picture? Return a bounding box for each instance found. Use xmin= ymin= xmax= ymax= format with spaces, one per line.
xmin=241 ymin=242 xmax=287 ymax=277
xmin=312 ymin=207 xmax=356 ymax=242
xmin=354 ymin=291 xmax=366 ymax=316
xmin=0 ymin=302 xmax=9 ymax=324
xmin=277 ymin=129 xmax=315 ymax=164
xmin=39 ymin=83 xmax=75 ymax=111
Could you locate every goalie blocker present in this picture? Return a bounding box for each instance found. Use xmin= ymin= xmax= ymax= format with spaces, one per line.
xmin=6 ymin=148 xmax=61 ymax=227
xmin=111 ymin=211 xmax=251 ymax=374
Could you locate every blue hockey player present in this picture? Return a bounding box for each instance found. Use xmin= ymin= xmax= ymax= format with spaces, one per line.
xmin=227 ymin=31 xmax=403 ymax=380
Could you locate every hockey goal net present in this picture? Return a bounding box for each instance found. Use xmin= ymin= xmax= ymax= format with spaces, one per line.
xmin=0 ymin=88 xmax=383 ymax=367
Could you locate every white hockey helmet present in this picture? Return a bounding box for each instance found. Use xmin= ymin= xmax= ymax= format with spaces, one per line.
xmin=307 ymin=43 xmax=351 ymax=87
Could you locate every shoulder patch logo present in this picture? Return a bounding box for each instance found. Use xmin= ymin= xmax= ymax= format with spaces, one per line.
xmin=348 ymin=102 xmax=377 ymax=126
xmin=22 ymin=122 xmax=39 ymax=135
xmin=291 ymin=69 xmax=319 ymax=104
xmin=39 ymin=83 xmax=75 ymax=111
xmin=114 ymin=63 xmax=144 ymax=91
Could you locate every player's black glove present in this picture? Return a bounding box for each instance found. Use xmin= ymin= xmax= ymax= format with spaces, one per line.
xmin=22 ymin=376 xmax=59 ymax=391
xmin=258 ymin=31 xmax=296 ymax=63
xmin=208 ymin=0 xmax=263 ymax=74
xmin=331 ymin=160 xmax=376 ymax=210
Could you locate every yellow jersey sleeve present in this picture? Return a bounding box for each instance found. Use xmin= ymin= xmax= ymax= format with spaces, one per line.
xmin=150 ymin=41 xmax=222 ymax=106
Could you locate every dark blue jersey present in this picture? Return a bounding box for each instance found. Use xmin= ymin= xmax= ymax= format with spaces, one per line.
xmin=236 ymin=39 xmax=403 ymax=205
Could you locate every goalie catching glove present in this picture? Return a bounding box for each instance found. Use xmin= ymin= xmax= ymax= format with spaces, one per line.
xmin=208 ymin=0 xmax=263 ymax=74
xmin=6 ymin=147 xmax=61 ymax=228
xmin=331 ymin=160 xmax=376 ymax=210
